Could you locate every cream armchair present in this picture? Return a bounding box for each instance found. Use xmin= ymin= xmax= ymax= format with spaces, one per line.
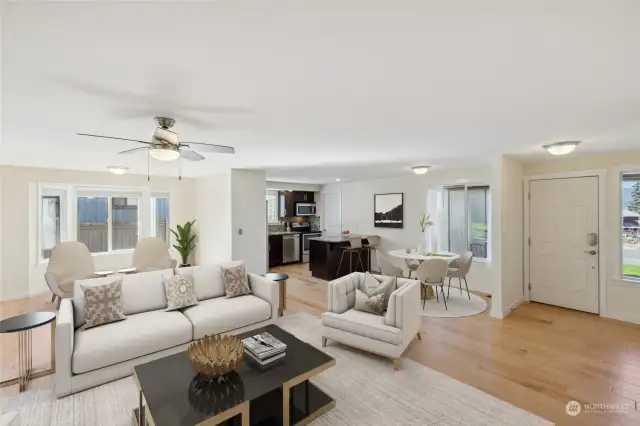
xmin=131 ymin=237 xmax=177 ymax=272
xmin=321 ymin=272 xmax=421 ymax=370
xmin=45 ymin=242 xmax=98 ymax=308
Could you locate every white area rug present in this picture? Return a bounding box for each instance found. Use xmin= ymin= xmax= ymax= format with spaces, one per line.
xmin=421 ymin=286 xmax=488 ymax=318
xmin=1 ymin=312 xmax=551 ymax=425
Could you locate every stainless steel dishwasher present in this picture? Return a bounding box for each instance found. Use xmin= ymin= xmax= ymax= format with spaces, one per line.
xmin=282 ymin=234 xmax=300 ymax=263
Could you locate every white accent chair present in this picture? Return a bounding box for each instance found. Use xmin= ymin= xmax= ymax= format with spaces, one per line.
xmin=45 ymin=242 xmax=98 ymax=308
xmin=447 ymin=251 xmax=473 ymax=299
xmin=131 ymin=237 xmax=178 ymax=272
xmin=376 ymin=251 xmax=404 ymax=278
xmin=322 ymin=272 xmax=421 ymax=370
xmin=55 ymin=263 xmax=278 ymax=398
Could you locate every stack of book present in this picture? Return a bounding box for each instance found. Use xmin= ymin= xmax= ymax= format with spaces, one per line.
xmin=242 ymin=332 xmax=287 ymax=366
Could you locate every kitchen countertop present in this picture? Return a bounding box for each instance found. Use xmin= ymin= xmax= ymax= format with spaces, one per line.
xmin=268 ymin=231 xmax=298 ymax=236
xmin=308 ymin=234 xmax=377 ymax=243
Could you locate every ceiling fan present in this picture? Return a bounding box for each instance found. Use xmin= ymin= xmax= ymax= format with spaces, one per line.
xmin=77 ymin=116 xmax=235 ymax=162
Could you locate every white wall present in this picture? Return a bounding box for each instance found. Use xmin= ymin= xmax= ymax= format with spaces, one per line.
xmin=321 ymin=166 xmax=502 ymax=296
xmin=231 ymin=170 xmax=268 ymax=274
xmin=266 ymin=181 xmax=321 ymax=192
xmin=0 ymin=165 xmax=197 ymax=301
xmin=499 ymin=156 xmax=524 ymax=316
xmin=524 ymin=150 xmax=640 ymax=324
xmin=195 ymin=169 xmax=268 ymax=275
xmin=195 ymin=172 xmax=232 ymax=265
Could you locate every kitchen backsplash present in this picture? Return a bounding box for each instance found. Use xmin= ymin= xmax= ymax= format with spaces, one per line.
xmin=310 ymin=216 xmax=321 ymax=231
xmin=268 ymin=224 xmax=287 ymax=232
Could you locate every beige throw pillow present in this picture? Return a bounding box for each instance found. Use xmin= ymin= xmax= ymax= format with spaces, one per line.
xmin=354 ymin=289 xmax=386 ymax=315
xmin=362 ymin=272 xmax=396 ymax=308
xmin=80 ymin=280 xmax=126 ymax=330
xmin=164 ymin=274 xmax=199 ymax=311
xmin=220 ymin=262 xmax=252 ymax=298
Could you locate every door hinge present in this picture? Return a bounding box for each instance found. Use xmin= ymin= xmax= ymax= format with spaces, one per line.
xmin=528 ymin=237 xmax=531 ymax=246
xmin=528 ymin=192 xmax=531 ymax=200
xmin=528 ymin=282 xmax=532 ymax=291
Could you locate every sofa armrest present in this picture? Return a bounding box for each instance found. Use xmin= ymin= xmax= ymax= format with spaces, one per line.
xmin=327 ymin=273 xmax=358 ymax=314
xmin=385 ymin=279 xmax=421 ymax=336
xmin=55 ymin=299 xmax=74 ymax=397
xmin=248 ymin=273 xmax=279 ymax=319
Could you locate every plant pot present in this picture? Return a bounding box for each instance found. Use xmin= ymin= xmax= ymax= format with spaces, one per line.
xmin=179 ymin=263 xmax=192 ymax=268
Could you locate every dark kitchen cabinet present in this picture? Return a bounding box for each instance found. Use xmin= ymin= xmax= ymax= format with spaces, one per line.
xmin=293 ymin=191 xmax=314 ymax=203
xmin=268 ymin=234 xmax=283 ymax=267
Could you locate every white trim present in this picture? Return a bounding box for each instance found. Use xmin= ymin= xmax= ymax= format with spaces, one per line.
xmin=613 ymin=165 xmax=640 ymax=283
xmin=523 ymin=169 xmax=607 ymax=316
xmin=503 ymin=297 xmax=525 ymax=318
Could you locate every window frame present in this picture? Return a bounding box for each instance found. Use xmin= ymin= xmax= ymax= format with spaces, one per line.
xmin=37 ymin=184 xmax=170 ymax=262
xmin=151 ymin=193 xmax=171 ymax=246
xmin=266 ymin=190 xmax=279 ymax=225
xmin=620 ymin=171 xmax=640 ymax=283
xmin=443 ymin=185 xmax=491 ymax=262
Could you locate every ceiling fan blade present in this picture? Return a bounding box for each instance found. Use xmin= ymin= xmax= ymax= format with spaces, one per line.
xmin=180 ymin=142 xmax=235 ymax=154
xmin=180 ymin=150 xmax=205 ymax=161
xmin=77 ymin=133 xmax=151 ymax=145
xmin=118 ymin=147 xmax=149 ymax=155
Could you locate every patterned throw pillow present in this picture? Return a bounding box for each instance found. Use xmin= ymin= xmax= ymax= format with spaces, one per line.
xmin=362 ymin=272 xmax=396 ymax=308
xmin=220 ymin=262 xmax=252 ymax=298
xmin=164 ymin=274 xmax=199 ymax=311
xmin=354 ymin=289 xmax=386 ymax=315
xmin=80 ymin=280 xmax=127 ymax=330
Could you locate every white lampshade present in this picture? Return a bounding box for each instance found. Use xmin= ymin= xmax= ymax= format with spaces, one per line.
xmin=106 ymin=166 xmax=129 ymax=175
xmin=150 ymin=148 xmax=180 ymax=161
xmin=412 ymin=166 xmax=431 ymax=175
xmin=543 ymin=141 xmax=581 ymax=156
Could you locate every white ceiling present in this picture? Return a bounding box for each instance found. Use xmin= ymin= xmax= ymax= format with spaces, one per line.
xmin=2 ymin=1 xmax=640 ymax=183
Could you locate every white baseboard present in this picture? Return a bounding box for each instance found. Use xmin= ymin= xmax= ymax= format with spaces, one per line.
xmin=0 ymin=288 xmax=49 ymax=302
xmin=502 ymin=297 xmax=524 ymax=318
xmin=601 ymin=310 xmax=640 ymax=326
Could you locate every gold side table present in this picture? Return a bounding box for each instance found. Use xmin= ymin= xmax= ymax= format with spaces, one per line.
xmin=0 ymin=311 xmax=56 ymax=392
xmin=261 ymin=273 xmax=289 ymax=316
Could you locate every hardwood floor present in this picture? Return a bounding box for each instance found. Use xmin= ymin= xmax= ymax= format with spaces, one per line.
xmin=272 ymin=263 xmax=640 ymax=426
xmin=3 ymin=265 xmax=640 ymax=425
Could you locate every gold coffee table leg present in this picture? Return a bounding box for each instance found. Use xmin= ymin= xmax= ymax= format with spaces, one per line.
xmin=18 ymin=329 xmax=33 ymax=392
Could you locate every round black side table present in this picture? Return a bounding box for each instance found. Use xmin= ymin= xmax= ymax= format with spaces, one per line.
xmin=0 ymin=312 xmax=56 ymax=392
xmin=261 ymin=273 xmax=289 ymax=317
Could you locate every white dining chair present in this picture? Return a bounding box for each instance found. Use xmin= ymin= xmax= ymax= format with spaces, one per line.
xmin=376 ymin=251 xmax=404 ymax=278
xmin=416 ymin=258 xmax=450 ymax=310
xmin=447 ymin=251 xmax=473 ymax=300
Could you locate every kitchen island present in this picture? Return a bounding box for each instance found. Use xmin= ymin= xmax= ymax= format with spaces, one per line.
xmin=308 ymin=235 xmax=377 ymax=280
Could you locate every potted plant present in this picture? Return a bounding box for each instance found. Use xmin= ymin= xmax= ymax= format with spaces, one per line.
xmin=419 ymin=214 xmax=435 ymax=254
xmin=171 ymin=219 xmax=198 ymax=267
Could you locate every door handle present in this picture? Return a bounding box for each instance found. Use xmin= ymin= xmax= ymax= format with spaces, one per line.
xmin=584 ymin=250 xmax=597 ymax=255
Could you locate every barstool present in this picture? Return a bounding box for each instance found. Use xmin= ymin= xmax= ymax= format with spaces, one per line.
xmin=337 ymin=236 xmax=365 ymax=277
xmin=362 ymin=235 xmax=380 ymax=272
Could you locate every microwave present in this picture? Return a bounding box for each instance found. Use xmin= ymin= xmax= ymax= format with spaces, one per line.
xmin=296 ymin=203 xmax=316 ymax=216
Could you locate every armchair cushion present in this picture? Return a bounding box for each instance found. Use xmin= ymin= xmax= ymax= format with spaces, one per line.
xmin=322 ymin=309 xmax=402 ymax=345
xmin=354 ymin=289 xmax=385 ymax=315
xmin=362 ymin=272 xmax=396 ymax=307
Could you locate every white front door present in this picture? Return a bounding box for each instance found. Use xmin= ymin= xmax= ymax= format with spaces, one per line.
xmin=323 ymin=191 xmax=342 ymax=235
xmin=529 ymin=176 xmax=599 ymax=313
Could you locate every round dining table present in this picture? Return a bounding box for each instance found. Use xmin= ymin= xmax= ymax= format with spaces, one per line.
xmin=388 ymin=249 xmax=460 ymax=301
xmin=387 ymin=249 xmax=460 ymax=262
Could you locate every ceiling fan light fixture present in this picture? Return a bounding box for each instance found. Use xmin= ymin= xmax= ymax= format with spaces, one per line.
xmin=543 ymin=141 xmax=581 ymax=156
xmin=412 ymin=166 xmax=431 ymax=175
xmin=150 ymin=147 xmax=180 ymax=162
xmin=106 ymin=166 xmax=129 ymax=175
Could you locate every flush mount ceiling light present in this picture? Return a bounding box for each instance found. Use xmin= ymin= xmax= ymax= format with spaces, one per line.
xmin=106 ymin=166 xmax=129 ymax=175
xmin=543 ymin=141 xmax=581 ymax=156
xmin=335 ymin=178 xmax=341 ymax=182
xmin=411 ymin=166 xmax=431 ymax=175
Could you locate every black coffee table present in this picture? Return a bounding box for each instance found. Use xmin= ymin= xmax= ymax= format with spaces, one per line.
xmin=133 ymin=324 xmax=335 ymax=426
xmin=0 ymin=312 xmax=56 ymax=392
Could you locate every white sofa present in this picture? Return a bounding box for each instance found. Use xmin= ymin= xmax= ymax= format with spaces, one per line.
xmin=321 ymin=272 xmax=421 ymax=370
xmin=55 ymin=264 xmax=278 ymax=398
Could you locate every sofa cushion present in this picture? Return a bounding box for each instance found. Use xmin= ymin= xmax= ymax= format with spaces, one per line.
xmin=322 ymin=309 xmax=402 ymax=345
xmin=182 ymin=295 xmax=272 ymax=339
xmin=72 ymin=309 xmax=192 ymax=374
xmin=74 ymin=269 xmax=171 ymax=329
xmin=220 ymin=262 xmax=252 ymax=298
xmin=80 ymin=280 xmax=127 ymax=330
xmin=164 ymin=274 xmax=198 ymax=311
xmin=177 ymin=265 xmax=226 ymax=300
